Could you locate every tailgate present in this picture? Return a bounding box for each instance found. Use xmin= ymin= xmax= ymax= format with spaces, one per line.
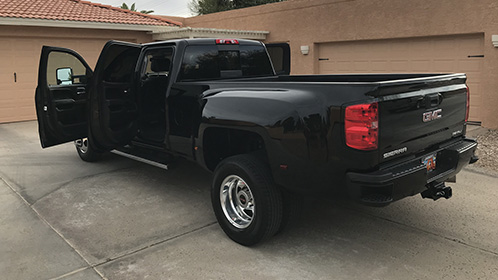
xmin=375 ymin=74 xmax=468 ymax=163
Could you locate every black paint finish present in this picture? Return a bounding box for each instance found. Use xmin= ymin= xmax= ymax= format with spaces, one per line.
xmin=35 ymin=38 xmax=476 ymax=204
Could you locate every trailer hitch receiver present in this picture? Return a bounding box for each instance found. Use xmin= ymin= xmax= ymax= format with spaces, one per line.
xmin=421 ymin=182 xmax=452 ymax=201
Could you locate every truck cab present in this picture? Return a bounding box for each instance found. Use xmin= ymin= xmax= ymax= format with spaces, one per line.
xmin=36 ymin=39 xmax=283 ymax=158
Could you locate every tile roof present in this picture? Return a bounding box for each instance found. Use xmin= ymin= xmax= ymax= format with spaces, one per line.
xmin=0 ymin=0 xmax=181 ymax=26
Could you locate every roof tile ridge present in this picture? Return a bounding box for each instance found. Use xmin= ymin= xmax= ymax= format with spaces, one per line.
xmin=72 ymin=0 xmax=183 ymax=26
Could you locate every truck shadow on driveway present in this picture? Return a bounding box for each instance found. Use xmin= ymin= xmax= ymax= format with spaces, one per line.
xmin=18 ymin=153 xmax=498 ymax=279
xmin=87 ymin=160 xmax=497 ymax=280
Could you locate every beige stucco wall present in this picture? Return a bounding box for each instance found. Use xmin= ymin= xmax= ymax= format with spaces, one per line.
xmin=185 ymin=0 xmax=498 ymax=128
xmin=0 ymin=25 xmax=153 ymax=123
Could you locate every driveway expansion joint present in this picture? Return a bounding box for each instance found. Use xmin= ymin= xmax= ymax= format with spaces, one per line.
xmin=1 ymin=177 xmax=106 ymax=280
xmin=93 ymin=221 xmax=218 ymax=268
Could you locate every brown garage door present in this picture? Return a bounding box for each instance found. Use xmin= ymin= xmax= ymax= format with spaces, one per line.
xmin=317 ymin=34 xmax=484 ymax=122
xmin=0 ymin=38 xmax=39 ymax=123
xmin=0 ymin=36 xmax=116 ymax=124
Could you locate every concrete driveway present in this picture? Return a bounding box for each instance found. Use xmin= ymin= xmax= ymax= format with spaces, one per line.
xmin=1 ymin=121 xmax=497 ymax=280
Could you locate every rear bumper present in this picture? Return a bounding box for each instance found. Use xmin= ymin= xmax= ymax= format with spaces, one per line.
xmin=346 ymin=138 xmax=478 ymax=206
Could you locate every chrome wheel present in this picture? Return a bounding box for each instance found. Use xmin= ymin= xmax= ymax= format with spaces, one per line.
xmin=220 ymin=175 xmax=255 ymax=229
xmin=74 ymin=138 xmax=89 ymax=154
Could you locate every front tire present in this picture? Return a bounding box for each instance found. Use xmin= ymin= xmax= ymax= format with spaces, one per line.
xmin=212 ymin=155 xmax=283 ymax=246
xmin=74 ymin=138 xmax=102 ymax=162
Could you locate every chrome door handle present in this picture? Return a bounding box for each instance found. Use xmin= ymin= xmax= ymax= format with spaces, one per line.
xmin=76 ymin=87 xmax=86 ymax=95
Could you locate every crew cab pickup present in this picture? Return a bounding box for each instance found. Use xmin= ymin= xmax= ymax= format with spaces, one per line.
xmin=35 ymin=38 xmax=478 ymax=246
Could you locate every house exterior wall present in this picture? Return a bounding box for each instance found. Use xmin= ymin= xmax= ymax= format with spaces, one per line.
xmin=184 ymin=0 xmax=498 ymax=128
xmin=0 ymin=25 xmax=152 ymax=123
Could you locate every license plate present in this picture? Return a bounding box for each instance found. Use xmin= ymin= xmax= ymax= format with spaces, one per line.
xmin=423 ymin=154 xmax=437 ymax=172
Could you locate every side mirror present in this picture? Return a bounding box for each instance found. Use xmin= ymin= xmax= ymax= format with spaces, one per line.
xmin=56 ymin=67 xmax=73 ymax=85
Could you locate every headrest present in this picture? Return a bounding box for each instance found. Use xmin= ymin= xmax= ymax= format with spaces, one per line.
xmin=150 ymin=57 xmax=171 ymax=72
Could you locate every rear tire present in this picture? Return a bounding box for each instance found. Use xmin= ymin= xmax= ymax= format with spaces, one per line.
xmin=212 ymin=155 xmax=283 ymax=246
xmin=74 ymin=138 xmax=102 ymax=162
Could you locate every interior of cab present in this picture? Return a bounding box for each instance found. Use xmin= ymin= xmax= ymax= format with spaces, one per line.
xmin=137 ymin=47 xmax=174 ymax=144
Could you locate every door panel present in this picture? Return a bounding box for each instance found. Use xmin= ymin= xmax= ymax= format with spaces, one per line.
xmin=136 ymin=46 xmax=174 ymax=144
xmin=89 ymin=41 xmax=142 ymax=150
xmin=167 ymin=83 xmax=205 ymax=157
xmin=35 ymin=46 xmax=92 ymax=148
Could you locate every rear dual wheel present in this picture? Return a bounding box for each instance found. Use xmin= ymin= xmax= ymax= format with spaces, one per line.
xmin=212 ymin=155 xmax=283 ymax=246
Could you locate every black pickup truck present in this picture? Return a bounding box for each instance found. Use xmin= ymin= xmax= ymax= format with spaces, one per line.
xmin=35 ymin=38 xmax=478 ymax=245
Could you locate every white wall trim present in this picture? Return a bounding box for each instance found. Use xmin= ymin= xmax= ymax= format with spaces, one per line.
xmin=152 ymin=27 xmax=269 ymax=40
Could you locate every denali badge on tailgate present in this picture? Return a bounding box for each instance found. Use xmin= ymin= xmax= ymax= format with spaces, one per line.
xmin=423 ymin=109 xmax=442 ymax=122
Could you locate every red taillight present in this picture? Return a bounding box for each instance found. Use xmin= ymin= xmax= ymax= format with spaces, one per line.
xmin=216 ymin=39 xmax=239 ymax=45
xmin=465 ymin=86 xmax=470 ymax=122
xmin=345 ymin=102 xmax=378 ymax=151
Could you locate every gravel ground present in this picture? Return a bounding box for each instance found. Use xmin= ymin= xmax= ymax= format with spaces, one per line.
xmin=468 ymin=126 xmax=498 ymax=173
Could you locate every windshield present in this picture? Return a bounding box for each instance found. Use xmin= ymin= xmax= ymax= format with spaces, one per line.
xmin=179 ymin=45 xmax=275 ymax=81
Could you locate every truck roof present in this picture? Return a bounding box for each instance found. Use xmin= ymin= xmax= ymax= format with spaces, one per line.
xmin=143 ymin=38 xmax=263 ymax=47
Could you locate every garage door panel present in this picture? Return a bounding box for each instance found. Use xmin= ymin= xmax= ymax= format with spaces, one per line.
xmin=0 ymin=74 xmax=14 ymax=84
xmin=433 ymin=60 xmax=455 ymax=72
xmin=458 ymin=59 xmax=482 ymax=73
xmin=431 ymin=38 xmax=454 ymax=52
xmin=0 ymin=39 xmax=13 ymax=51
xmin=391 ymin=60 xmax=409 ymax=72
xmin=412 ymin=60 xmax=431 ymax=71
xmin=411 ymin=40 xmax=432 ymax=56
xmin=0 ymin=97 xmax=35 ymax=123
xmin=372 ymin=61 xmax=389 ymax=72
xmin=14 ymin=56 xmax=38 ymax=68
xmin=458 ymin=37 xmax=483 ymax=53
xmin=390 ymin=40 xmax=411 ymax=54
xmin=354 ymin=61 xmax=370 ymax=72
xmin=318 ymin=34 xmax=483 ymax=122
xmin=0 ymin=36 xmax=111 ymax=123
xmin=336 ymin=61 xmax=353 ymax=72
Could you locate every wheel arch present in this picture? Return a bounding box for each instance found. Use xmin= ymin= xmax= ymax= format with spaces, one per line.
xmin=198 ymin=124 xmax=271 ymax=172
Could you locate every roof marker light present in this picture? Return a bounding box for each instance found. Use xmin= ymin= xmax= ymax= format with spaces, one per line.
xmin=216 ymin=39 xmax=239 ymax=45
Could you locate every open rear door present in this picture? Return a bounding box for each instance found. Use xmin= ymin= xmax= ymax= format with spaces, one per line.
xmin=89 ymin=41 xmax=142 ymax=150
xmin=266 ymin=43 xmax=291 ymax=75
xmin=35 ymin=46 xmax=93 ymax=148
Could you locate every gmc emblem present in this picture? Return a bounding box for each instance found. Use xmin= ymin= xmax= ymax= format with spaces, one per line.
xmin=423 ymin=109 xmax=442 ymax=122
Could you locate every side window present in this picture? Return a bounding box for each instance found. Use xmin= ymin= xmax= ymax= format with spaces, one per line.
xmin=102 ymin=47 xmax=141 ymax=83
xmin=180 ymin=46 xmax=219 ymax=81
xmin=240 ymin=46 xmax=274 ymax=76
xmin=142 ymin=47 xmax=174 ymax=78
xmin=265 ymin=43 xmax=290 ymax=75
xmin=47 ymin=51 xmax=87 ymax=86
xmin=266 ymin=47 xmax=284 ymax=73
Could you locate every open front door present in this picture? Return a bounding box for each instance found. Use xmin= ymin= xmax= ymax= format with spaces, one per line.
xmin=35 ymin=46 xmax=93 ymax=148
xmin=265 ymin=43 xmax=291 ymax=75
xmin=89 ymin=41 xmax=142 ymax=150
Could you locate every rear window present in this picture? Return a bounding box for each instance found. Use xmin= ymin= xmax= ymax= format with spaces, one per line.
xmin=179 ymin=45 xmax=274 ymax=81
